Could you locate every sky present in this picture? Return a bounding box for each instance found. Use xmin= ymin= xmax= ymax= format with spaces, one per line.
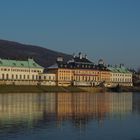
xmin=0 ymin=0 xmax=140 ymax=68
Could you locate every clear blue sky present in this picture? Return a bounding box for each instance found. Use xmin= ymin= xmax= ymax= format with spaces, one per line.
xmin=0 ymin=0 xmax=140 ymax=68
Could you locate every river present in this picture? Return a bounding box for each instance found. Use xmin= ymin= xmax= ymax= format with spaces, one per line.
xmin=0 ymin=92 xmax=139 ymax=140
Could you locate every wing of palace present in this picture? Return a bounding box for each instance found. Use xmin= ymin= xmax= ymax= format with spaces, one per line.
xmin=0 ymin=53 xmax=133 ymax=87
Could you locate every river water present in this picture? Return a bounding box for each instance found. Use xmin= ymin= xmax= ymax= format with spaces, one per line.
xmin=0 ymin=92 xmax=139 ymax=140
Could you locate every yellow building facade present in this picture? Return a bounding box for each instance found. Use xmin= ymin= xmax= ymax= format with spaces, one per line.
xmin=48 ymin=54 xmax=111 ymax=87
xmin=0 ymin=58 xmax=44 ymax=85
xmin=107 ymin=65 xmax=133 ymax=87
xmin=57 ymin=68 xmax=73 ymax=86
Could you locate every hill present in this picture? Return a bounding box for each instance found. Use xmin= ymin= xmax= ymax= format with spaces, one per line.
xmin=0 ymin=39 xmax=72 ymax=68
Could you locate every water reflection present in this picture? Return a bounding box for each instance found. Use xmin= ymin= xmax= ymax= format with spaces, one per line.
xmin=0 ymin=92 xmax=134 ymax=130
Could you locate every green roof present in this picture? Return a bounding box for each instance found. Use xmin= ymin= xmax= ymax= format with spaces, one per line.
xmin=0 ymin=58 xmax=43 ymax=69
xmin=108 ymin=66 xmax=131 ymax=73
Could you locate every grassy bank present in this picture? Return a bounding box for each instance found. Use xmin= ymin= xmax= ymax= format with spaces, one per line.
xmin=0 ymin=85 xmax=87 ymax=93
xmin=1 ymin=85 xmax=139 ymax=93
xmin=0 ymin=85 xmax=107 ymax=93
xmin=79 ymin=87 xmax=106 ymax=93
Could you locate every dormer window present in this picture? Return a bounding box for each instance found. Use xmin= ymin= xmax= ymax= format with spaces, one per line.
xmin=21 ymin=63 xmax=24 ymax=66
xmin=33 ymin=63 xmax=36 ymax=67
xmin=13 ymin=63 xmax=16 ymax=66
xmin=0 ymin=61 xmax=2 ymax=64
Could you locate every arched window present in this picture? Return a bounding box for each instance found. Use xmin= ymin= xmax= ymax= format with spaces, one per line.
xmin=23 ymin=75 xmax=26 ymax=79
xmin=2 ymin=74 xmax=4 ymax=80
xmin=32 ymin=75 xmax=34 ymax=80
xmin=20 ymin=75 xmax=22 ymax=79
xmin=12 ymin=74 xmax=14 ymax=79
xmin=39 ymin=76 xmax=41 ymax=80
xmin=6 ymin=74 xmax=9 ymax=80
xmin=16 ymin=75 xmax=18 ymax=79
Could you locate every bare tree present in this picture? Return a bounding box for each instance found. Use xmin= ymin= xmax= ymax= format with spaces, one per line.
xmin=137 ymin=67 xmax=140 ymax=74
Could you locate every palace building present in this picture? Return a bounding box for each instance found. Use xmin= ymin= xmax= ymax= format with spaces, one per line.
xmin=47 ymin=53 xmax=111 ymax=87
xmin=0 ymin=58 xmax=44 ymax=85
xmin=39 ymin=73 xmax=56 ymax=86
xmin=0 ymin=53 xmax=133 ymax=87
xmin=107 ymin=65 xmax=133 ymax=87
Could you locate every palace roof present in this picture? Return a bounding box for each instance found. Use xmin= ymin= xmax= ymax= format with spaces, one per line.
xmin=0 ymin=58 xmax=43 ymax=69
xmin=48 ymin=61 xmax=108 ymax=71
xmin=73 ymin=56 xmax=93 ymax=64
xmin=108 ymin=66 xmax=131 ymax=73
xmin=48 ymin=53 xmax=109 ymax=71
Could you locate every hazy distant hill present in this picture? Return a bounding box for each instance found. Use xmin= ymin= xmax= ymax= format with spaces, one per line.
xmin=0 ymin=39 xmax=72 ymax=67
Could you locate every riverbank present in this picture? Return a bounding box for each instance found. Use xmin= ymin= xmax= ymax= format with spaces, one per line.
xmin=107 ymin=86 xmax=140 ymax=92
xmin=0 ymin=85 xmax=106 ymax=93
xmin=0 ymin=85 xmax=86 ymax=93
xmin=0 ymin=85 xmax=140 ymax=93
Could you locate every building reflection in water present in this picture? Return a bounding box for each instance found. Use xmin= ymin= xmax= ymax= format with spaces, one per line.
xmin=0 ymin=92 xmax=133 ymax=131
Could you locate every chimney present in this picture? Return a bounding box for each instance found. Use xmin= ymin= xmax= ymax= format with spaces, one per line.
xmin=57 ymin=56 xmax=63 ymax=62
xmin=98 ymin=59 xmax=104 ymax=65
xmin=73 ymin=53 xmax=76 ymax=58
xmin=120 ymin=63 xmax=124 ymax=68
xmin=79 ymin=52 xmax=82 ymax=59
xmin=85 ymin=54 xmax=88 ymax=59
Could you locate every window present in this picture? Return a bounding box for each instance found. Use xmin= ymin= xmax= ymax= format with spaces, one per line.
xmin=38 ymin=76 xmax=41 ymax=80
xmin=33 ymin=63 xmax=36 ymax=67
xmin=21 ymin=63 xmax=24 ymax=66
xmin=16 ymin=75 xmax=18 ymax=79
xmin=23 ymin=75 xmax=26 ymax=79
xmin=32 ymin=75 xmax=34 ymax=80
xmin=2 ymin=74 xmax=4 ymax=79
xmin=49 ymin=76 xmax=51 ymax=80
xmin=6 ymin=74 xmax=9 ymax=80
xmin=12 ymin=75 xmax=14 ymax=79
